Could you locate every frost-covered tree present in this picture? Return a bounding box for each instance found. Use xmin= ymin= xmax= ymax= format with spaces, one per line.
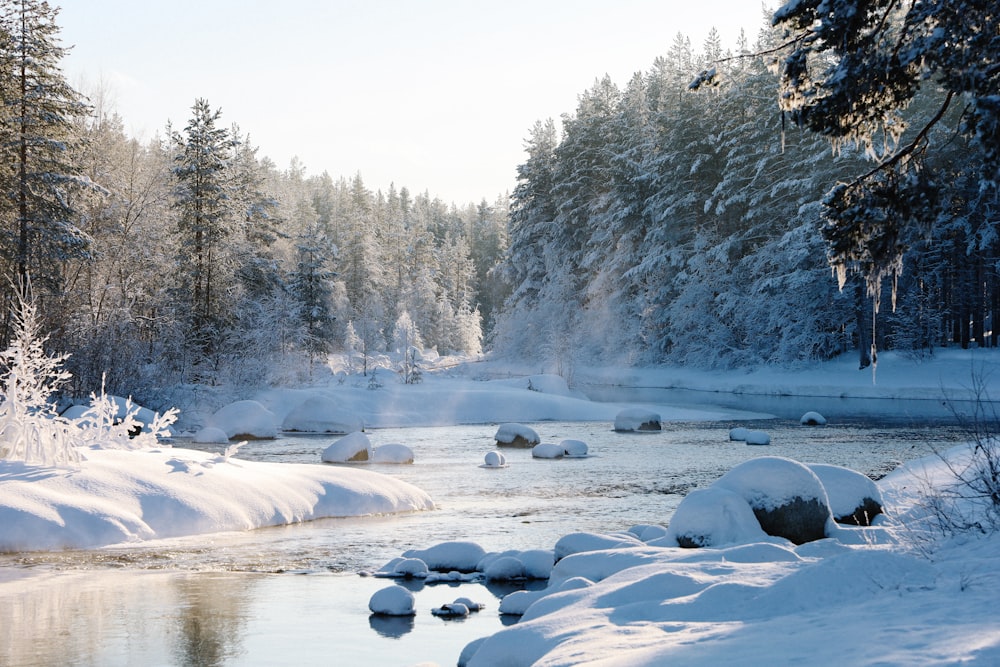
xmin=169 ymin=98 xmax=234 ymax=356
xmin=769 ymin=0 xmax=1000 ymax=294
xmin=289 ymin=206 xmax=337 ymax=364
xmin=0 ymin=0 xmax=93 ymax=331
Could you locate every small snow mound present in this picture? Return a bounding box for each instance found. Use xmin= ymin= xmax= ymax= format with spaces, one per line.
xmin=453 ymin=596 xmax=485 ymax=612
xmin=281 ymin=395 xmax=364 ymax=434
xmin=392 ymin=557 xmax=429 ymax=578
xmin=495 ymin=423 xmax=540 ymax=447
xmin=372 ymin=443 xmax=414 ymax=464
xmin=404 ymin=541 xmax=486 ymax=572
xmin=561 ymin=439 xmax=588 ymax=457
xmin=729 ymin=427 xmax=751 ymax=441
xmin=207 ymin=400 xmax=277 ymax=439
xmin=321 ymin=432 xmax=372 ymax=463
xmin=498 ymin=588 xmax=546 ymax=616
xmin=800 ymin=411 xmax=827 ymax=426
xmin=744 ymin=430 xmax=771 ymax=445
xmin=368 ymin=586 xmax=416 ymax=616
xmin=554 ymin=532 xmax=644 ymax=561
xmin=481 ymin=451 xmax=508 ymax=468
xmin=614 ymin=407 xmax=661 ymax=432
xmin=665 ymin=486 xmax=768 ymax=548
xmin=628 ymin=524 xmax=669 ymax=542
xmin=532 ymin=443 xmax=564 ymax=459
xmin=432 ymin=602 xmax=470 ymax=618
xmin=192 ymin=426 xmax=230 ymax=444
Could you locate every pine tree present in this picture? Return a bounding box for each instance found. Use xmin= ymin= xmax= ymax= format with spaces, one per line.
xmin=169 ymin=98 xmax=234 ymax=356
xmin=0 ymin=0 xmax=93 ymax=335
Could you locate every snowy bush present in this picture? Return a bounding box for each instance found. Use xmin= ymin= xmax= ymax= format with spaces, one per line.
xmin=0 ymin=295 xmax=176 ymax=466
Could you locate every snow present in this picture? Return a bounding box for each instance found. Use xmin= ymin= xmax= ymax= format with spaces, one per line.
xmin=807 ymin=462 xmax=882 ymax=519
xmin=371 ymin=443 xmax=414 ymax=464
xmin=5 ymin=350 xmax=1000 ymax=665
xmin=531 ymin=442 xmax=564 ymax=459
xmin=0 ymin=446 xmax=433 ymax=551
xmin=280 ymin=395 xmax=365 ymax=434
xmin=192 ymin=426 xmax=230 ymax=444
xmin=560 ymin=439 xmax=588 ymax=457
xmin=480 ymin=451 xmax=508 ymax=468
xmin=800 ymin=410 xmax=827 ymax=425
xmin=743 ymin=429 xmax=771 ymax=445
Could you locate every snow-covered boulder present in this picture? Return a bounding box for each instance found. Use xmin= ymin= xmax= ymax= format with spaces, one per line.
xmin=403 ymin=541 xmax=486 ymax=573
xmin=192 ymin=426 xmax=230 ymax=444
xmin=478 ymin=549 xmax=554 ymax=580
xmin=744 ymin=430 xmax=771 ymax=446
xmin=531 ymin=443 xmax=564 ymax=459
xmin=561 ymin=439 xmax=588 ymax=457
xmin=484 ymin=555 xmax=527 ymax=581
xmin=495 ymin=423 xmax=540 ymax=448
xmin=729 ymin=427 xmax=751 ymax=441
xmin=808 ymin=463 xmax=883 ymax=526
xmin=614 ymin=407 xmax=661 ymax=432
xmin=321 ymin=432 xmax=372 ymax=463
xmin=715 ymin=456 xmax=832 ymax=544
xmin=372 ymin=443 xmax=414 ymax=464
xmin=665 ymin=486 xmax=768 ymax=548
xmin=368 ymin=586 xmax=416 ymax=616
xmin=800 ymin=411 xmax=828 ymax=426
xmin=207 ymin=400 xmax=278 ymax=440
xmin=281 ymin=395 xmax=364 ymax=434
xmin=627 ymin=523 xmax=668 ymax=542
xmin=481 ymin=451 xmax=508 ymax=468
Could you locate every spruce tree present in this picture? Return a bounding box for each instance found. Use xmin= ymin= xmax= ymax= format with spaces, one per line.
xmin=0 ymin=0 xmax=93 ymax=335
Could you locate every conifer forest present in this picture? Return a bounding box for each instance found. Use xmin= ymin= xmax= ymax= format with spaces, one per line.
xmin=1 ymin=0 xmax=997 ymax=404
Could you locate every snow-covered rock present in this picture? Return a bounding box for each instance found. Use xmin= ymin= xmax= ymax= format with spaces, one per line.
xmin=481 ymin=451 xmax=508 ymax=468
xmin=206 ymin=400 xmax=278 ymax=440
xmin=614 ymin=407 xmax=661 ymax=432
xmin=192 ymin=426 xmax=230 ymax=444
xmin=531 ymin=443 xmax=564 ymax=459
xmin=403 ymin=541 xmax=486 ymax=572
xmin=744 ymin=430 xmax=771 ymax=445
xmin=729 ymin=427 xmax=751 ymax=441
xmin=495 ymin=423 xmax=540 ymax=448
xmin=715 ymin=456 xmax=832 ymax=544
xmin=665 ymin=486 xmax=768 ymax=548
xmin=320 ymin=432 xmax=372 ymax=463
xmin=800 ymin=411 xmax=828 ymax=426
xmin=808 ymin=463 xmax=883 ymax=525
xmin=368 ymin=585 xmax=416 ymax=616
xmin=484 ymin=555 xmax=527 ymax=581
xmin=628 ymin=524 xmax=668 ymax=542
xmin=561 ymin=439 xmax=588 ymax=457
xmin=280 ymin=395 xmax=364 ymax=434
xmin=432 ymin=602 xmax=470 ymax=618
xmin=372 ymin=443 xmax=414 ymax=464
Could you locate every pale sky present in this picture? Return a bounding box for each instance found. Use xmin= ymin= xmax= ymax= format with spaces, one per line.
xmin=58 ymin=1 xmax=772 ymax=204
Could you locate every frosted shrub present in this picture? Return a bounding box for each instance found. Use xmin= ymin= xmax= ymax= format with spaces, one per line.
xmin=0 ymin=293 xmax=177 ymax=466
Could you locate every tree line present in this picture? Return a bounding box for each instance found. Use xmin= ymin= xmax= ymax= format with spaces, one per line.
xmin=494 ymin=13 xmax=1000 ymax=372
xmin=0 ymin=0 xmax=507 ymax=404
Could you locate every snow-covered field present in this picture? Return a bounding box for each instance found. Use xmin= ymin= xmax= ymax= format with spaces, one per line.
xmin=2 ymin=350 xmax=1000 ymax=665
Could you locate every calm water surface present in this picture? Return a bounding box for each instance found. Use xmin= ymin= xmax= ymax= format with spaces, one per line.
xmin=0 ymin=390 xmax=976 ymax=667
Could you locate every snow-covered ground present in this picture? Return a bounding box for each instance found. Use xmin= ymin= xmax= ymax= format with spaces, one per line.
xmin=2 ymin=349 xmax=1000 ymax=664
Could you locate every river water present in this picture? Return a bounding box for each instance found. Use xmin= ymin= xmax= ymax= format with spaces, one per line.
xmin=0 ymin=389 xmax=979 ymax=667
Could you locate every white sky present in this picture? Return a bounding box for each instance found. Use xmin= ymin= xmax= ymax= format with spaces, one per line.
xmin=58 ymin=1 xmax=772 ymax=205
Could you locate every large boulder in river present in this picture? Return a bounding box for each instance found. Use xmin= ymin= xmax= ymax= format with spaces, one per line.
xmin=808 ymin=463 xmax=883 ymax=526
xmin=281 ymin=395 xmax=364 ymax=434
xmin=715 ymin=456 xmax=832 ymax=544
xmin=495 ymin=423 xmax=540 ymax=448
xmin=666 ymin=486 xmax=768 ymax=548
xmin=207 ymin=400 xmax=278 ymax=440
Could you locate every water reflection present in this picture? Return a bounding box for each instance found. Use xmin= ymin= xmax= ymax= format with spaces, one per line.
xmin=171 ymin=574 xmax=255 ymax=666
xmin=368 ymin=613 xmax=414 ymax=639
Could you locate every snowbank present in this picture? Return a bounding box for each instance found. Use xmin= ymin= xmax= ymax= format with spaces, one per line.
xmin=0 ymin=446 xmax=433 ymax=551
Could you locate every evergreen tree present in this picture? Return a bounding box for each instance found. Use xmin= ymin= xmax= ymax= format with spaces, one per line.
xmin=0 ymin=0 xmax=93 ymax=336
xmin=169 ymin=98 xmax=234 ymax=358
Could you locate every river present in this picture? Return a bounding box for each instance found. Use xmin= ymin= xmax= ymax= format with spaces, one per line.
xmin=0 ymin=389 xmax=979 ymax=667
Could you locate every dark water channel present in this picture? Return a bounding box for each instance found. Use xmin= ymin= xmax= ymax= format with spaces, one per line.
xmin=0 ymin=389 xmax=977 ymax=667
